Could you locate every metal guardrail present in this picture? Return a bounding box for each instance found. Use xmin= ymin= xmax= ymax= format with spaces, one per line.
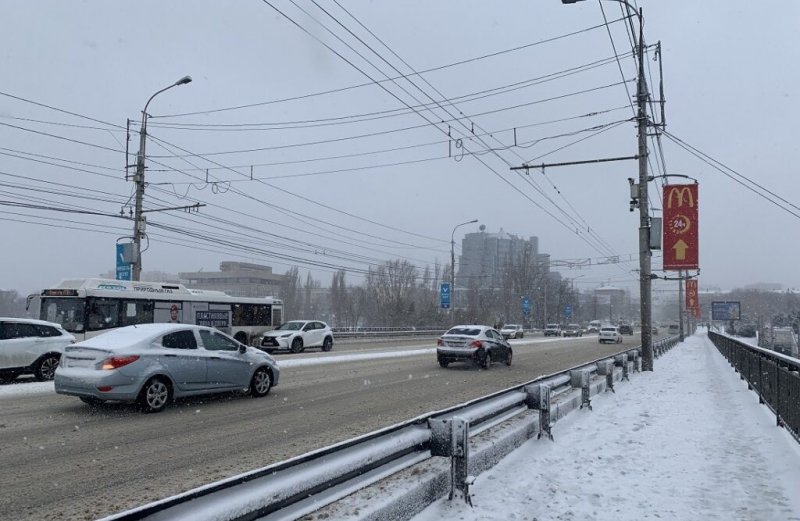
xmin=103 ymin=336 xmax=680 ymax=521
xmin=708 ymin=331 xmax=800 ymax=444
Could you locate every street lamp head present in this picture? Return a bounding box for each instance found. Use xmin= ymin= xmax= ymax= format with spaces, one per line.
xmin=175 ymin=75 xmax=192 ymax=86
xmin=468 ymin=219 xmax=479 ymax=224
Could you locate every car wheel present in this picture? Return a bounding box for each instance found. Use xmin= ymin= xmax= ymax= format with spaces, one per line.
xmin=138 ymin=377 xmax=171 ymax=413
xmin=34 ymin=354 xmax=60 ymax=381
xmin=519 ymin=333 xmax=524 ymax=339
xmin=505 ymin=349 xmax=513 ymax=366
xmin=290 ymin=337 xmax=304 ymax=353
xmin=322 ymin=336 xmax=333 ymax=352
xmin=79 ymin=396 xmax=105 ymax=406
xmin=482 ymin=352 xmax=492 ymax=369
xmin=250 ymin=367 xmax=272 ymax=397
xmin=438 ymin=358 xmax=449 ymax=368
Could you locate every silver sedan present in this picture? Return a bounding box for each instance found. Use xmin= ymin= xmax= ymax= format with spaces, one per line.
xmin=55 ymin=323 xmax=280 ymax=413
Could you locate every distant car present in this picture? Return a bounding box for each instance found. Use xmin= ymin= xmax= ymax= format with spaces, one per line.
xmin=651 ymin=325 xmax=659 ymax=335
xmin=618 ymin=324 xmax=634 ymax=335
xmin=260 ymin=320 xmax=334 ymax=353
xmin=737 ymin=324 xmax=757 ymax=337
xmin=55 ymin=323 xmax=280 ymax=413
xmin=667 ymin=324 xmax=680 ymax=335
xmin=563 ymin=324 xmax=583 ymax=337
xmin=0 ymin=318 xmax=75 ymax=382
xmin=544 ymin=324 xmax=563 ymax=337
xmin=587 ymin=320 xmax=602 ymax=333
xmin=598 ymin=326 xmax=622 ymax=344
xmin=500 ymin=324 xmax=524 ymax=339
xmin=436 ymin=325 xmax=512 ymax=369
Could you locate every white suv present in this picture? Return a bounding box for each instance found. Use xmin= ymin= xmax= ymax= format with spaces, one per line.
xmin=260 ymin=320 xmax=334 ymax=353
xmin=598 ymin=326 xmax=622 ymax=344
xmin=0 ymin=318 xmax=75 ymax=381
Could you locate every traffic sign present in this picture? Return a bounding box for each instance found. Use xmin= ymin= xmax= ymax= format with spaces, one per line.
xmin=711 ymin=301 xmax=740 ymax=321
xmin=116 ymin=243 xmax=131 ymax=281
xmin=522 ymin=296 xmax=531 ymax=315
xmin=564 ymin=304 xmax=573 ymax=318
xmin=440 ymin=282 xmax=451 ymax=309
xmin=662 ymin=184 xmax=699 ymax=270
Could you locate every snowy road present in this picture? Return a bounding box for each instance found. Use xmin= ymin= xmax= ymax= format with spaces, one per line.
xmin=0 ymin=334 xmax=633 ymax=521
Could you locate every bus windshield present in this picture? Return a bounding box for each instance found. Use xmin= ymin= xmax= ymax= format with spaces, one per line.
xmin=41 ymin=297 xmax=85 ymax=333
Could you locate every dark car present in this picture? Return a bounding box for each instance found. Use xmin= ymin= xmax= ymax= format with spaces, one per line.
xmin=618 ymin=324 xmax=634 ymax=335
xmin=563 ymin=324 xmax=583 ymax=337
xmin=436 ymin=325 xmax=512 ymax=369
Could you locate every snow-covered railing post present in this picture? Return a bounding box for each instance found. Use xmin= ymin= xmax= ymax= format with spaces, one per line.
xmin=571 ymin=369 xmax=592 ymax=411
xmin=430 ymin=416 xmax=472 ymax=505
xmin=616 ymin=353 xmax=629 ymax=381
xmin=597 ymin=359 xmax=615 ymax=393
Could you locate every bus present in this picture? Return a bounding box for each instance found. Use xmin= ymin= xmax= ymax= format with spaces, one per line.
xmin=31 ymin=278 xmax=283 ymax=345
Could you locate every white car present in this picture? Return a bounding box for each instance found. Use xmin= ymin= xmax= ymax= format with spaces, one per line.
xmin=260 ymin=320 xmax=334 ymax=353
xmin=0 ymin=317 xmax=75 ymax=381
xmin=598 ymin=326 xmax=623 ymax=344
xmin=499 ymin=324 xmax=524 ymax=339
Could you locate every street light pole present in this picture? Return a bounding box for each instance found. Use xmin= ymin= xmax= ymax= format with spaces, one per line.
xmin=451 ymin=219 xmax=478 ymax=313
xmin=131 ymin=75 xmax=192 ymax=281
xmin=561 ymin=0 xmax=652 ymax=370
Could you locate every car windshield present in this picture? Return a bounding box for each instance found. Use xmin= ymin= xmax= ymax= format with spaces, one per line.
xmin=503 ymin=325 xmax=518 ymax=329
xmin=546 ymin=324 xmax=559 ymax=328
xmin=567 ymin=324 xmax=579 ymax=329
xmin=445 ymin=327 xmax=482 ymax=336
xmin=275 ymin=321 xmax=305 ymax=331
xmin=601 ymin=327 xmax=616 ymax=332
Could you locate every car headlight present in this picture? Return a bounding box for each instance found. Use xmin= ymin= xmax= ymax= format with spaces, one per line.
xmin=280 ymin=333 xmax=292 ymax=338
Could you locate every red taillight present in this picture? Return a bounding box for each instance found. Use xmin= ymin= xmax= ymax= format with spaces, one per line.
xmin=437 ymin=339 xmax=444 ymax=346
xmin=101 ymin=355 xmax=140 ymax=370
xmin=470 ymin=340 xmax=483 ymax=349
xmin=97 ymin=386 xmax=113 ymax=392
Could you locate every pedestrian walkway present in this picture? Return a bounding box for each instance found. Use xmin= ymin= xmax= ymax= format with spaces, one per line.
xmin=411 ymin=330 xmax=800 ymax=521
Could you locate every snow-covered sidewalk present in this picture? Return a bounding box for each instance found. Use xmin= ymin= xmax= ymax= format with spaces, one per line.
xmin=411 ymin=331 xmax=800 ymax=521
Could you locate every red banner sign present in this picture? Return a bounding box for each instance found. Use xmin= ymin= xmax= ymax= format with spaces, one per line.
xmin=662 ymin=184 xmax=699 ymax=270
xmin=686 ymin=279 xmax=698 ymax=310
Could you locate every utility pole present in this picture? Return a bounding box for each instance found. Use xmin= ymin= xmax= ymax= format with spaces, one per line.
xmin=678 ymin=270 xmax=685 ymax=341
xmin=131 ymin=76 xmax=192 ymax=281
xmin=634 ymin=7 xmax=654 ymax=371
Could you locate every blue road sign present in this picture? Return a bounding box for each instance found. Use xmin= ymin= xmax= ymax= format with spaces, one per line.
xmin=522 ymin=296 xmax=531 ymax=315
xmin=116 ymin=243 xmax=131 ymax=281
xmin=564 ymin=304 xmax=573 ymax=318
xmin=440 ymin=282 xmax=451 ymax=309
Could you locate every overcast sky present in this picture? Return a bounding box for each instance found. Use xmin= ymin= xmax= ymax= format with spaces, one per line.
xmin=2 ymin=1 xmax=798 ymax=297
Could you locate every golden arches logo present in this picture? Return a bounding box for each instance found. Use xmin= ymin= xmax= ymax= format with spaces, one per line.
xmin=666 ymin=186 xmax=695 ymax=208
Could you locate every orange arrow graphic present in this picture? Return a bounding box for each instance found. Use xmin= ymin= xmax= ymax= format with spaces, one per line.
xmin=673 ymin=240 xmax=688 ymax=260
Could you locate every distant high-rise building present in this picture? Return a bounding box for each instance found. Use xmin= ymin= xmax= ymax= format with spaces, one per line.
xmin=456 ymin=228 xmax=549 ymax=289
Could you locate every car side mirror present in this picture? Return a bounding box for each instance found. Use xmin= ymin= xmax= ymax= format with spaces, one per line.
xmin=238 ymin=344 xmax=247 ymax=354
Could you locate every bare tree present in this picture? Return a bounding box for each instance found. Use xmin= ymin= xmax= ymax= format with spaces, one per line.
xmin=280 ymin=266 xmax=303 ymax=320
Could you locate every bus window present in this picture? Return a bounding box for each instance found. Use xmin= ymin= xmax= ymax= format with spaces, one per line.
xmin=121 ymin=300 xmax=154 ymax=327
xmin=87 ymin=298 xmax=120 ymax=331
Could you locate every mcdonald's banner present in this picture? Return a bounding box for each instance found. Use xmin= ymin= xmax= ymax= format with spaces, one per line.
xmin=662 ymin=184 xmax=699 ymax=270
xmin=685 ymin=279 xmax=698 ymax=311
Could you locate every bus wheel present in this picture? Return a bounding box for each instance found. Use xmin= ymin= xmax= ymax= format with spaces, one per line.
xmin=234 ymin=332 xmax=248 ymax=346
